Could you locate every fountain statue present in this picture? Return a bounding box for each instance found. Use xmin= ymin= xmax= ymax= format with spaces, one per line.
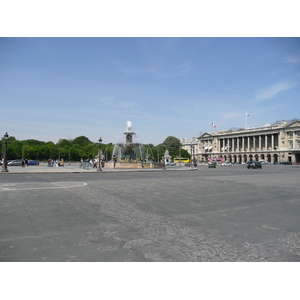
xmin=105 ymin=121 xmax=156 ymax=169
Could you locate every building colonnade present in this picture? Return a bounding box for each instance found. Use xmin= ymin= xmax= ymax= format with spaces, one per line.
xmin=180 ymin=120 xmax=300 ymax=164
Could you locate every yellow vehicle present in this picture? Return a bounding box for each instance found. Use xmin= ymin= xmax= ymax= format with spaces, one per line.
xmin=174 ymin=157 xmax=190 ymax=163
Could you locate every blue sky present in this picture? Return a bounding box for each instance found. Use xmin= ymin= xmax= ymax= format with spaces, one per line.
xmin=1 ymin=37 xmax=299 ymax=145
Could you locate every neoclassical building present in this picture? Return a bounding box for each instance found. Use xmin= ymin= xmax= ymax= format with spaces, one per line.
xmin=181 ymin=119 xmax=300 ymax=164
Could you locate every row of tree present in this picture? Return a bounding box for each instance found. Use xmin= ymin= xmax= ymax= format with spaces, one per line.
xmin=1 ymin=135 xmax=190 ymax=162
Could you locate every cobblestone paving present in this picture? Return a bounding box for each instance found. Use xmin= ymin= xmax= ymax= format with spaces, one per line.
xmin=1 ymin=165 xmax=300 ymax=262
xmin=67 ymin=172 xmax=300 ymax=261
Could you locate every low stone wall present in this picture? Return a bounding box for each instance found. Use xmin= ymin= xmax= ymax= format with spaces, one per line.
xmin=104 ymin=162 xmax=156 ymax=169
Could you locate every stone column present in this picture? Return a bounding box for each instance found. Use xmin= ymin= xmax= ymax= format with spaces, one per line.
xmin=265 ymin=135 xmax=268 ymax=150
xmin=237 ymin=137 xmax=240 ymax=151
xmin=271 ymin=134 xmax=274 ymax=150
xmin=242 ymin=137 xmax=245 ymax=151
xmin=259 ymin=135 xmax=262 ymax=151
xmin=293 ymin=131 xmax=296 ymax=150
xmin=253 ymin=136 xmax=256 ymax=150
xmin=247 ymin=137 xmax=250 ymax=151
xmin=232 ymin=138 xmax=235 ymax=152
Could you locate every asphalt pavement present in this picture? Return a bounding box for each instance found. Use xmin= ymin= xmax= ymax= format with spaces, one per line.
xmin=1 ymin=163 xmax=300 ymax=261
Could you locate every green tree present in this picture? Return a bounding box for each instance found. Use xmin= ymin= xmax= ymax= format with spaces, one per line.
xmin=173 ymin=148 xmax=190 ymax=159
xmin=21 ymin=144 xmax=32 ymax=158
xmin=163 ymin=136 xmax=181 ymax=157
xmin=72 ymin=136 xmax=92 ymax=147
xmin=153 ymin=144 xmax=166 ymax=162
xmin=58 ymin=138 xmax=72 ymax=148
xmin=83 ymin=143 xmax=98 ymax=159
xmin=5 ymin=138 xmax=22 ymax=160
xmin=41 ymin=142 xmax=58 ymax=160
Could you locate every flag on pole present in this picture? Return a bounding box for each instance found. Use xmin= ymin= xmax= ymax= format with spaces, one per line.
xmin=211 ymin=123 xmax=217 ymax=128
xmin=246 ymin=112 xmax=250 ymax=116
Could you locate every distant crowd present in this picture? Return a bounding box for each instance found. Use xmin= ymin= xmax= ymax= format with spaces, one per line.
xmin=47 ymin=158 xmax=65 ymax=167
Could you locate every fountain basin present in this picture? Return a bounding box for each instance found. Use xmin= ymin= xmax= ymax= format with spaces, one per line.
xmin=104 ymin=162 xmax=156 ymax=169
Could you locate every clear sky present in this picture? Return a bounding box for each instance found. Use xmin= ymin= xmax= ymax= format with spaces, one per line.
xmin=1 ymin=37 xmax=299 ymax=145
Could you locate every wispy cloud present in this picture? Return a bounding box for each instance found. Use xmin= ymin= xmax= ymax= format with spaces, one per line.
xmin=254 ymin=81 xmax=297 ymax=101
xmin=285 ymin=50 xmax=300 ymax=64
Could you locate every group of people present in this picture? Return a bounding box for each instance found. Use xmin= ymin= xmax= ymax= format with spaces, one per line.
xmin=47 ymin=158 xmax=64 ymax=167
xmin=79 ymin=158 xmax=103 ymax=168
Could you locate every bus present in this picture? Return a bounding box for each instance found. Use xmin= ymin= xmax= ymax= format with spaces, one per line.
xmin=174 ymin=157 xmax=190 ymax=163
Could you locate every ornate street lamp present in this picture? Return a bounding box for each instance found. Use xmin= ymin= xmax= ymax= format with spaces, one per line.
xmin=97 ymin=137 xmax=102 ymax=171
xmin=1 ymin=132 xmax=9 ymax=173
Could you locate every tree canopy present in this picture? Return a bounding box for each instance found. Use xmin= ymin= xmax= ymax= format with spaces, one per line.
xmin=1 ymin=134 xmax=187 ymax=162
xmin=164 ymin=136 xmax=181 ymax=157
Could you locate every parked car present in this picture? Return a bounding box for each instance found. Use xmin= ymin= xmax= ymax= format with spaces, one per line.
xmin=185 ymin=163 xmax=191 ymax=167
xmin=27 ymin=160 xmax=40 ymax=165
xmin=7 ymin=159 xmax=22 ymax=166
xmin=221 ymin=162 xmax=232 ymax=166
xmin=208 ymin=162 xmax=217 ymax=168
xmin=165 ymin=162 xmax=176 ymax=166
xmin=247 ymin=161 xmax=262 ymax=169
xmin=281 ymin=162 xmax=292 ymax=165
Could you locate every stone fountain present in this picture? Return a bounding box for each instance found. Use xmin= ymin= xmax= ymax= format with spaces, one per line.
xmin=105 ymin=121 xmax=156 ymax=169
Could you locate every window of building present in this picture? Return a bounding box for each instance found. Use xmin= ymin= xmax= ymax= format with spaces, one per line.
xmin=290 ymin=141 xmax=293 ymax=149
xmin=288 ymin=132 xmax=293 ymax=138
xmin=298 ymin=141 xmax=300 ymax=148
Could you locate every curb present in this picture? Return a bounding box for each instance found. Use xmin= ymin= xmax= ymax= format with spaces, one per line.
xmin=0 ymin=168 xmax=197 ymax=174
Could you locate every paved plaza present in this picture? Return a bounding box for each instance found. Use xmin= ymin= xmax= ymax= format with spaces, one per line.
xmin=0 ymin=164 xmax=300 ymax=261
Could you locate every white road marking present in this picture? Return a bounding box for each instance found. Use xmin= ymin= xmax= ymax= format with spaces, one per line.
xmin=0 ymin=182 xmax=87 ymax=191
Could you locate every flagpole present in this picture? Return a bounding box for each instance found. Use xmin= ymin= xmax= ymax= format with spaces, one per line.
xmin=245 ymin=112 xmax=249 ymax=129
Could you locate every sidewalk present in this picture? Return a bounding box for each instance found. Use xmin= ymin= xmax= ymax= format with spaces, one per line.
xmin=1 ymin=163 xmax=197 ymax=174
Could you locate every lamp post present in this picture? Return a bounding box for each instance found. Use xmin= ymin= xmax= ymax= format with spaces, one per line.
xmin=162 ymin=142 xmax=166 ymax=170
xmin=1 ymin=132 xmax=9 ymax=173
xmin=190 ymin=144 xmax=194 ymax=168
xmin=179 ymin=145 xmax=181 ymax=167
xmin=58 ymin=147 xmax=61 ymax=162
xmin=97 ymin=137 xmax=102 ymax=171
